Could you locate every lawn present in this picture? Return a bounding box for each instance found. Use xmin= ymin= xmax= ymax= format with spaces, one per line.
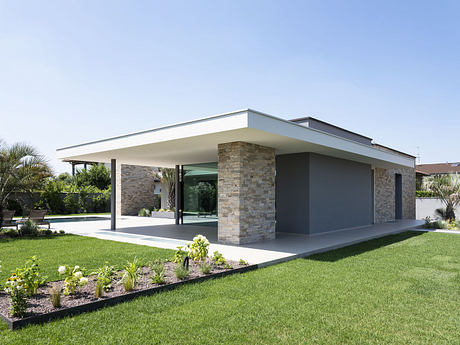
xmin=1 ymin=232 xmax=459 ymax=344
xmin=13 ymin=212 xmax=111 ymax=220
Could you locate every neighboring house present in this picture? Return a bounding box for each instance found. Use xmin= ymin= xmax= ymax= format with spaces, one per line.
xmin=416 ymin=162 xmax=460 ymax=188
xmin=57 ymin=109 xmax=416 ymax=245
xmin=415 ymin=162 xmax=460 ymax=219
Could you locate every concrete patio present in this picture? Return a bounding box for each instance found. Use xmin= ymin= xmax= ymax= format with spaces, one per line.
xmin=52 ymin=216 xmax=424 ymax=266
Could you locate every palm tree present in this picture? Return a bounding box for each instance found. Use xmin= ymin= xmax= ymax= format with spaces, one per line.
xmin=0 ymin=140 xmax=52 ymax=225
xmin=156 ymin=168 xmax=176 ymax=209
xmin=425 ymin=174 xmax=460 ymax=221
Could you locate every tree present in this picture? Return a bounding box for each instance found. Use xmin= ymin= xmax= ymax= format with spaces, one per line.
xmin=0 ymin=140 xmax=52 ymax=225
xmin=74 ymin=164 xmax=111 ymax=190
xmin=157 ymin=168 xmax=176 ymax=209
xmin=425 ymin=174 xmax=460 ymax=221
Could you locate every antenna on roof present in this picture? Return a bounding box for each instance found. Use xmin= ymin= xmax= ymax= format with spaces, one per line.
xmin=416 ymin=146 xmax=421 ymax=164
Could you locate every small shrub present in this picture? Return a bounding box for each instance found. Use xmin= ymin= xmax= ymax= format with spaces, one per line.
xmin=2 ymin=228 xmax=19 ymax=237
xmin=39 ymin=228 xmax=53 ymax=236
xmin=150 ymin=261 xmax=166 ymax=284
xmin=49 ymin=284 xmax=61 ymax=308
xmin=4 ymin=274 xmax=28 ymax=317
xmin=416 ymin=190 xmax=434 ymax=197
xmin=59 ymin=230 xmax=65 ymax=234
xmin=138 ymin=208 xmax=150 ymax=217
xmin=212 ymin=251 xmax=226 ymax=266
xmin=199 ymin=261 xmax=212 ymax=274
xmin=239 ymin=259 xmax=248 ymax=266
xmin=20 ymin=220 xmax=38 ymax=237
xmin=223 ymin=263 xmax=233 ymax=269
xmin=58 ymin=265 xmax=88 ymax=295
xmin=172 ymin=246 xmax=189 ymax=263
xmin=91 ymin=262 xmax=116 ymax=291
xmin=187 ymin=234 xmax=210 ymax=261
xmin=95 ymin=278 xmax=104 ymax=298
xmin=435 ymin=220 xmax=448 ymax=229
xmin=12 ymin=256 xmax=47 ymax=296
xmin=447 ymin=219 xmax=459 ymax=230
xmin=174 ymin=264 xmax=189 ymax=280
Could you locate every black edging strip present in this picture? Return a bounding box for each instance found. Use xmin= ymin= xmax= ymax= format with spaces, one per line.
xmin=1 ymin=264 xmax=258 ymax=330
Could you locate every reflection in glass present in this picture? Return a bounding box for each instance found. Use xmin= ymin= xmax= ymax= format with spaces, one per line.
xmin=182 ymin=162 xmax=217 ymax=226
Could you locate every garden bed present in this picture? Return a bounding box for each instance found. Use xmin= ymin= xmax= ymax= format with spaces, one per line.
xmin=0 ymin=260 xmax=257 ymax=330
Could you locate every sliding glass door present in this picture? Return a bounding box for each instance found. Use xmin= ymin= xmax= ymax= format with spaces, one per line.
xmin=182 ymin=162 xmax=218 ymax=225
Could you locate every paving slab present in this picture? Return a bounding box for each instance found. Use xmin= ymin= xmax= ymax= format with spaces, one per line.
xmin=54 ymin=216 xmax=424 ymax=266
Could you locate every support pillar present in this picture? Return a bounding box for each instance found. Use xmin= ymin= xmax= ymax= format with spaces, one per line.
xmin=175 ymin=165 xmax=180 ymax=225
xmin=218 ymin=142 xmax=276 ymax=244
xmin=111 ymin=159 xmax=116 ymax=230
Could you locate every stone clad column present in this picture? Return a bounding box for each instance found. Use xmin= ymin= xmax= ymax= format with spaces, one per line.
xmin=218 ymin=142 xmax=276 ymax=244
xmin=374 ymin=166 xmax=415 ymax=223
xmin=116 ymin=164 xmax=156 ymax=216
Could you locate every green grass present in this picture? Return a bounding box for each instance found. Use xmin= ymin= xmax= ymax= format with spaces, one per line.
xmin=0 ymin=235 xmax=173 ymax=282
xmin=1 ymin=232 xmax=460 ymax=344
xmin=13 ymin=212 xmax=111 ymax=220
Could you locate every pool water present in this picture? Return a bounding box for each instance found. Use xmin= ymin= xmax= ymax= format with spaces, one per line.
xmin=47 ymin=216 xmax=111 ymax=223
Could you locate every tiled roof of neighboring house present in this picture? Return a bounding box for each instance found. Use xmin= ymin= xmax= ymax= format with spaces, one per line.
xmin=416 ymin=162 xmax=460 ymax=175
xmin=415 ymin=169 xmax=429 ymax=175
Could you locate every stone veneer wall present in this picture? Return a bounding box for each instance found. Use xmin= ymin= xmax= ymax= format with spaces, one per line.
xmin=218 ymin=142 xmax=276 ymax=244
xmin=374 ymin=166 xmax=416 ymax=223
xmin=116 ymin=164 xmax=156 ymax=216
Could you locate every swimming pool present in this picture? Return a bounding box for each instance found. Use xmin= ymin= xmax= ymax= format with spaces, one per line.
xmin=47 ymin=216 xmax=111 ymax=223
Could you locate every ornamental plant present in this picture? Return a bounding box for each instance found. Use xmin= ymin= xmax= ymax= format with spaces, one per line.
xmin=187 ymin=234 xmax=210 ymax=261
xmin=150 ymin=261 xmax=166 ymax=285
xmin=19 ymin=220 xmax=38 ymax=237
xmin=120 ymin=258 xmax=142 ymax=291
xmin=48 ymin=283 xmax=61 ymax=308
xmin=4 ymin=273 xmax=28 ymax=317
xmin=91 ymin=262 xmax=116 ymax=291
xmin=58 ymin=265 xmax=88 ymax=295
xmin=174 ymin=264 xmax=189 ymax=280
xmin=199 ymin=261 xmax=212 ymax=275
xmin=95 ymin=278 xmax=104 ymax=298
xmin=172 ymin=246 xmax=189 ymax=263
xmin=212 ymin=251 xmax=226 ymax=266
xmin=11 ymin=256 xmax=47 ymax=296
xmin=138 ymin=208 xmax=150 ymax=217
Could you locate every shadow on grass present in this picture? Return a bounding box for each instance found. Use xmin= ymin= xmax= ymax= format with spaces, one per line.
xmin=306 ymin=231 xmax=425 ymax=262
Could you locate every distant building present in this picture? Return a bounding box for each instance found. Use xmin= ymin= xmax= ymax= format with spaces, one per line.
xmin=416 ymin=162 xmax=460 ymax=189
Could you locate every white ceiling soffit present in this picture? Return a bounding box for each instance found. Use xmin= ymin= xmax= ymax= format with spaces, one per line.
xmin=56 ymin=109 xmax=414 ymax=169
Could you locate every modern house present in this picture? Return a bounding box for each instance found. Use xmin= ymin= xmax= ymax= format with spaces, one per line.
xmin=57 ymin=109 xmax=416 ymax=245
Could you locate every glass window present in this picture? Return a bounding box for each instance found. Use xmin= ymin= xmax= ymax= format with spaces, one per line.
xmin=182 ymin=162 xmax=218 ymax=226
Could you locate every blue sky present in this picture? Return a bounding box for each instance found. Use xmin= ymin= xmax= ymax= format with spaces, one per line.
xmin=1 ymin=0 xmax=459 ymax=173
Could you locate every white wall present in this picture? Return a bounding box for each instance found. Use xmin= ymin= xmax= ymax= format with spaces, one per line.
xmin=416 ymin=198 xmax=460 ymax=219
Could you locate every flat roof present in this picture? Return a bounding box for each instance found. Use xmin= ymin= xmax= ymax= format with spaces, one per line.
xmin=289 ymin=116 xmax=374 ymax=141
xmin=57 ymin=108 xmax=414 ymax=169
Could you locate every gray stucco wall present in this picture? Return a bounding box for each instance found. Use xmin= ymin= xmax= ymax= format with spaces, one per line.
xmin=275 ymin=152 xmax=373 ymax=235
xmin=309 ymin=153 xmax=373 ymax=234
xmin=275 ymin=153 xmax=309 ymax=234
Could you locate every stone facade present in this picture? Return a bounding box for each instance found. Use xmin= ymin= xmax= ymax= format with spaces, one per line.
xmin=374 ymin=166 xmax=416 ymax=223
xmin=116 ymin=164 xmax=157 ymax=216
xmin=217 ymin=142 xmax=276 ymax=244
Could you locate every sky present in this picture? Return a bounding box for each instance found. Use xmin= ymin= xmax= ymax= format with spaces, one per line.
xmin=1 ymin=0 xmax=459 ymax=174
